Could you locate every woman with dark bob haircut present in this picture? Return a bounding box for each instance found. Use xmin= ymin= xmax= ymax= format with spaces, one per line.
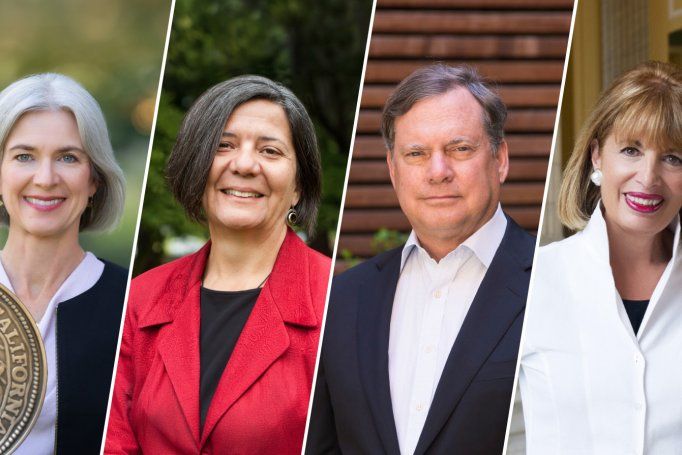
xmin=105 ymin=75 xmax=331 ymax=454
xmin=0 ymin=73 xmax=127 ymax=453
xmin=520 ymin=61 xmax=682 ymax=453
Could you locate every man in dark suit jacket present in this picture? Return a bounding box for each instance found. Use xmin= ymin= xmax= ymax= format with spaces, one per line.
xmin=306 ymin=64 xmax=535 ymax=454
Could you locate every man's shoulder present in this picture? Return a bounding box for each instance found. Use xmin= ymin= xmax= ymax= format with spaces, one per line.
xmin=335 ymin=246 xmax=402 ymax=284
xmin=325 ymin=246 xmax=402 ymax=334
xmin=500 ymin=212 xmax=537 ymax=265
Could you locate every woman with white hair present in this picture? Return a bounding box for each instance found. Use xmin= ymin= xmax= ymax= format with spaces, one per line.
xmin=0 ymin=73 xmax=127 ymax=453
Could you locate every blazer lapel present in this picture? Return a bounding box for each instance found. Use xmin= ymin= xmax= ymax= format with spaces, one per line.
xmin=148 ymin=243 xmax=212 ymax=447
xmin=200 ymin=230 xmax=318 ymax=446
xmin=414 ymin=220 xmax=532 ymax=455
xmin=357 ymin=248 xmax=402 ymax=455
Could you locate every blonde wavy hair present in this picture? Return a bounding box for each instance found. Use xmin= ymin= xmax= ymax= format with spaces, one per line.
xmin=559 ymin=61 xmax=682 ymax=230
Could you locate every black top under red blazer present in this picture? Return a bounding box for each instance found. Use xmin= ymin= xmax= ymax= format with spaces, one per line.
xmin=306 ymin=216 xmax=534 ymax=455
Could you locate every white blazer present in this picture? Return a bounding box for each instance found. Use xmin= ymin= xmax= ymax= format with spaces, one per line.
xmin=519 ymin=205 xmax=682 ymax=455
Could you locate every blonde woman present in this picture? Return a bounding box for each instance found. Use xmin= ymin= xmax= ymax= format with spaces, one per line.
xmin=520 ymin=61 xmax=682 ymax=454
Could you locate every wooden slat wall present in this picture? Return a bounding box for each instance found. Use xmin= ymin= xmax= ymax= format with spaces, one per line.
xmin=338 ymin=0 xmax=574 ymax=271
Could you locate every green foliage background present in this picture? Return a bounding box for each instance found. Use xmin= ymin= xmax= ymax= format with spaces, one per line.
xmin=135 ymin=0 xmax=372 ymax=275
xmin=0 ymin=0 xmax=172 ymax=267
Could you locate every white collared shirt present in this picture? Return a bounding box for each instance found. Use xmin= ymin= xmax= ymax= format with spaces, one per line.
xmin=388 ymin=205 xmax=507 ymax=455
xmin=0 ymin=252 xmax=104 ymax=455
xmin=520 ymin=205 xmax=682 ymax=455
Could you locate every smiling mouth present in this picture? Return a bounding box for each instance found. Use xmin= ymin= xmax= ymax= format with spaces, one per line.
xmin=624 ymin=192 xmax=664 ymax=213
xmin=220 ymin=189 xmax=263 ymax=198
xmin=23 ymin=196 xmax=66 ymax=211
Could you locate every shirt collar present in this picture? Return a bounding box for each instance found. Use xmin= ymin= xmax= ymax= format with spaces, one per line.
xmin=400 ymin=204 xmax=507 ymax=271
xmin=0 ymin=252 xmax=104 ymax=326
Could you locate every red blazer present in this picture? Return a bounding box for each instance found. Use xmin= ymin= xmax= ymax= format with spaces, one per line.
xmin=104 ymin=230 xmax=331 ymax=454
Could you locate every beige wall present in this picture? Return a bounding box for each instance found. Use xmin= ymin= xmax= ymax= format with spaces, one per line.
xmin=649 ymin=0 xmax=682 ymax=60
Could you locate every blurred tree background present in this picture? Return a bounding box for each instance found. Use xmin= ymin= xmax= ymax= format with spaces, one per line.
xmin=0 ymin=0 xmax=172 ymax=267
xmin=134 ymin=0 xmax=372 ymax=275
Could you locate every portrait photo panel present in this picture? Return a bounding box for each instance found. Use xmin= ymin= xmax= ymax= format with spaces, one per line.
xmin=103 ymin=0 xmax=374 ymax=453
xmin=511 ymin=1 xmax=682 ymax=454
xmin=307 ymin=0 xmax=574 ymax=454
xmin=0 ymin=1 xmax=172 ymax=453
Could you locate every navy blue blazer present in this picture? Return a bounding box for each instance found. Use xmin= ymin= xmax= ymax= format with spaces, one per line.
xmin=306 ymin=215 xmax=534 ymax=454
xmin=56 ymin=260 xmax=127 ymax=454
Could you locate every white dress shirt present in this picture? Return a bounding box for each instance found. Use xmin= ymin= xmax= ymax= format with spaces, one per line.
xmin=388 ymin=205 xmax=507 ymax=455
xmin=0 ymin=252 xmax=104 ymax=455
xmin=520 ymin=205 xmax=682 ymax=455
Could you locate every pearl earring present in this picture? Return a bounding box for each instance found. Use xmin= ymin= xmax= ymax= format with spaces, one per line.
xmin=590 ymin=169 xmax=602 ymax=186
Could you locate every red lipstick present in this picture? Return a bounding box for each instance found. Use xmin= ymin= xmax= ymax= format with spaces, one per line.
xmin=624 ymin=192 xmax=664 ymax=213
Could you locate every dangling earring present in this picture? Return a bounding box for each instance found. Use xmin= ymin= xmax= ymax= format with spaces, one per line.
xmin=590 ymin=169 xmax=602 ymax=186
xmin=87 ymin=197 xmax=94 ymax=208
xmin=286 ymin=207 xmax=298 ymax=226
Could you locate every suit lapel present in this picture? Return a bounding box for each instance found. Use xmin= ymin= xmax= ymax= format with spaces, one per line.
xmin=156 ymin=284 xmax=202 ymax=445
xmin=414 ymin=220 xmax=532 ymax=454
xmin=357 ymin=248 xmax=402 ymax=455
xmin=199 ymin=285 xmax=290 ymax=445
xmin=200 ymin=229 xmax=318 ymax=446
xmin=151 ymin=244 xmax=211 ymax=447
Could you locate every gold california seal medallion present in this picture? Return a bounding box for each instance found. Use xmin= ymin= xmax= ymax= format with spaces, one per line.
xmin=0 ymin=284 xmax=46 ymax=454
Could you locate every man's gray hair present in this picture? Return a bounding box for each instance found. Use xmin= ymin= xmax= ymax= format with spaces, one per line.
xmin=381 ymin=64 xmax=507 ymax=155
xmin=0 ymin=73 xmax=125 ymax=231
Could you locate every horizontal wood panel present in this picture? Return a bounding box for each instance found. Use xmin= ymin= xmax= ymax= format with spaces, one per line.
xmin=353 ymin=134 xmax=553 ymax=158
xmin=348 ymin=158 xmax=548 ymax=183
xmin=373 ymin=11 xmax=571 ymax=34
xmin=361 ymin=85 xmax=560 ymax=108
xmin=376 ymin=0 xmax=574 ymax=9
xmin=357 ymin=109 xmax=556 ymax=133
xmin=365 ymin=61 xmax=565 ymax=83
xmin=335 ymin=0 xmax=570 ymax=262
xmin=369 ymin=35 xmax=568 ymax=58
xmin=345 ymin=182 xmax=545 ymax=208
xmin=341 ymin=206 xmax=540 ymax=234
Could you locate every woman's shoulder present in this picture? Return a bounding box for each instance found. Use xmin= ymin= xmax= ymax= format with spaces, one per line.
xmin=86 ymin=259 xmax=129 ymax=305
xmin=295 ymin=241 xmax=330 ymax=289
xmin=286 ymin=242 xmax=331 ymax=317
xmin=284 ymin=231 xmax=331 ymax=276
xmin=73 ymin=254 xmax=128 ymax=299
xmin=536 ymin=231 xmax=587 ymax=262
xmin=530 ymin=233 xmax=591 ymax=291
xmin=132 ymin=249 xmax=201 ymax=286
xmin=127 ymin=249 xmax=204 ymax=311
xmin=304 ymin=244 xmax=332 ymax=271
xmin=98 ymin=259 xmax=129 ymax=284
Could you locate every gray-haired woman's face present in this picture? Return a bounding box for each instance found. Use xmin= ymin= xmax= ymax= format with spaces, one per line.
xmin=1 ymin=110 xmax=96 ymax=239
xmin=201 ymin=99 xmax=299 ymax=235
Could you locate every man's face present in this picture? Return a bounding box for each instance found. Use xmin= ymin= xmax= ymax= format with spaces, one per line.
xmin=387 ymin=87 xmax=509 ymax=256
